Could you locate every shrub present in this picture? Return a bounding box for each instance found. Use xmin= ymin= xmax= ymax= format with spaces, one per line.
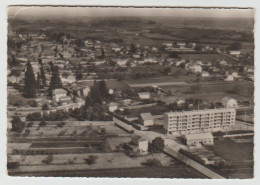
xmin=26 ymin=112 xmax=42 ymax=121
xmin=13 ymin=100 xmax=24 ymax=107
xmin=28 ymin=100 xmax=38 ymax=107
xmin=7 ymin=162 xmax=20 ymax=169
xmin=11 ymin=116 xmax=25 ymax=133
xmin=39 ymin=120 xmax=47 ymax=127
xmin=57 ymin=122 xmax=65 ymax=128
xmin=42 ymin=104 xmax=49 ymax=110
xmin=58 ymin=129 xmax=67 ymax=136
xmin=42 ymin=154 xmax=53 ymax=164
xmin=84 ymin=155 xmax=98 ymax=165
xmin=23 ymin=129 xmax=30 ymax=136
xmin=27 ymin=121 xmax=34 ymax=127
xmin=149 ymin=137 xmax=165 ymax=153
xmin=141 ymin=158 xmax=162 ymax=167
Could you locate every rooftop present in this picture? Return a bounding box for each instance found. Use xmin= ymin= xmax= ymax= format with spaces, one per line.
xmin=52 ymin=88 xmax=67 ymax=95
xmin=165 ymin=108 xmax=236 ymax=116
xmin=184 ymin=133 xmax=214 ymax=141
xmin=140 ymin=112 xmax=153 ymax=121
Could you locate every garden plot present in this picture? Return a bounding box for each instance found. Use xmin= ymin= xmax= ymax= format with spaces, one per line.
xmin=107 ymin=137 xmax=132 ymax=151
xmin=12 ymin=152 xmax=175 ymax=173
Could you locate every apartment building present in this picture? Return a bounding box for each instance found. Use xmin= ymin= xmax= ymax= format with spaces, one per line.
xmin=164 ymin=108 xmax=236 ymax=135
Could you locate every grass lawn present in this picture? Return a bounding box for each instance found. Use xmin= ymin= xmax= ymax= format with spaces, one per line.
xmin=207 ymin=137 xmax=254 ymax=178
xmin=125 ymin=104 xmax=170 ymax=117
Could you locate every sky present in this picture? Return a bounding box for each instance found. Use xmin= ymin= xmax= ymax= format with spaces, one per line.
xmin=8 ymin=6 xmax=254 ymax=19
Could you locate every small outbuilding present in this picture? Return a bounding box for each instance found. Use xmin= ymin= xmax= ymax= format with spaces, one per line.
xmin=184 ymin=133 xmax=214 ymax=146
xmin=139 ymin=112 xmax=154 ymax=126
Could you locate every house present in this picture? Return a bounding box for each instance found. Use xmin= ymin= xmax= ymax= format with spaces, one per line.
xmin=108 ymin=88 xmax=114 ymax=95
xmin=189 ymin=65 xmax=202 ymax=74
xmin=183 ymin=133 xmax=214 ymax=146
xmin=139 ymin=112 xmax=154 ymax=126
xmin=131 ymin=135 xmax=149 ymax=154
xmin=244 ymin=66 xmax=254 ymax=73
xmin=120 ymin=99 xmax=131 ymax=105
xmin=196 ymin=60 xmax=203 ymax=65
xmin=138 ymin=92 xmax=151 ymax=99
xmin=176 ymin=59 xmax=186 ymax=66
xmin=224 ymin=75 xmax=234 ymax=81
xmin=222 ymin=97 xmax=238 ymax=108
xmin=61 ymin=75 xmax=76 ymax=84
xmin=219 ymin=60 xmax=227 ymax=66
xmin=201 ymin=71 xmax=210 ymax=77
xmin=230 ymin=50 xmax=241 ymax=57
xmin=108 ymin=102 xmax=118 ymax=112
xmin=163 ymin=42 xmax=173 ymax=48
xmin=177 ymin=99 xmax=185 ymax=106
xmin=176 ymin=42 xmax=186 ymax=47
xmin=232 ymin=72 xmax=240 ymax=78
xmin=59 ymin=96 xmax=72 ymax=105
xmin=52 ymin=88 xmax=67 ymax=102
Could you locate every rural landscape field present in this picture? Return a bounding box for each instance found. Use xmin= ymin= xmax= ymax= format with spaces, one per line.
xmin=7 ymin=7 xmax=254 ymax=179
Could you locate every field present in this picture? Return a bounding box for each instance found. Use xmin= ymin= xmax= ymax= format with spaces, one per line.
xmin=178 ymin=54 xmax=238 ymax=65
xmin=7 ymin=121 xmax=207 ymax=178
xmin=124 ymin=104 xmax=170 ymax=117
xmin=207 ymin=137 xmax=254 ymax=178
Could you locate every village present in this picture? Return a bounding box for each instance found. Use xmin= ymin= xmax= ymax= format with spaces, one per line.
xmin=7 ymin=15 xmax=254 ymax=179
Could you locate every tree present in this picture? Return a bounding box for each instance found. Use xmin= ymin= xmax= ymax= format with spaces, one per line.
xmin=11 ymin=116 xmax=25 ymax=133
xmin=84 ymin=155 xmax=98 ymax=165
xmin=42 ymin=104 xmax=49 ymax=110
xmin=230 ymin=42 xmax=242 ymax=50
xmin=130 ymin=43 xmax=136 ymax=53
xmin=75 ymin=64 xmax=83 ymax=80
xmin=23 ymin=62 xmax=37 ymax=98
xmin=149 ymin=137 xmax=165 ymax=153
xmin=98 ymin=80 xmax=108 ymax=99
xmin=101 ymin=48 xmax=105 ymax=58
xmin=40 ymin=67 xmax=46 ymax=86
xmin=168 ymin=52 xmax=178 ymax=58
xmin=48 ymin=66 xmax=62 ymax=95
xmin=36 ymin=72 xmax=42 ymax=89
xmin=195 ymin=44 xmax=203 ymax=51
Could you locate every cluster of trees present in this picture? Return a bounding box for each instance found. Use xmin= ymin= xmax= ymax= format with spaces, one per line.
xmin=22 ymin=59 xmax=61 ymax=98
xmin=26 ymin=111 xmax=70 ymax=121
xmin=11 ymin=116 xmax=25 ymax=133
xmin=70 ymin=80 xmax=112 ymax=121
xmin=149 ymin=137 xmax=165 ymax=153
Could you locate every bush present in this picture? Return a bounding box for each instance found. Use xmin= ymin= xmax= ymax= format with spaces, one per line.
xmin=26 ymin=112 xmax=42 ymax=121
xmin=42 ymin=104 xmax=49 ymax=110
xmin=58 ymin=129 xmax=67 ymax=136
xmin=141 ymin=158 xmax=162 ymax=166
xmin=7 ymin=162 xmax=20 ymax=169
xmin=84 ymin=155 xmax=98 ymax=165
xmin=57 ymin=122 xmax=65 ymax=128
xmin=27 ymin=121 xmax=34 ymax=127
xmin=39 ymin=120 xmax=47 ymax=127
xmin=13 ymin=100 xmax=24 ymax=107
xmin=23 ymin=129 xmax=30 ymax=136
xmin=28 ymin=100 xmax=38 ymax=107
xmin=11 ymin=116 xmax=25 ymax=133
xmin=149 ymin=137 xmax=165 ymax=153
xmin=42 ymin=154 xmax=53 ymax=164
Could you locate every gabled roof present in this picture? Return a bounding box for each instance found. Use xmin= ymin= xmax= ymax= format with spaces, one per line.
xmin=52 ymin=88 xmax=67 ymax=95
xmin=140 ymin=112 xmax=153 ymax=121
xmin=184 ymin=133 xmax=213 ymax=141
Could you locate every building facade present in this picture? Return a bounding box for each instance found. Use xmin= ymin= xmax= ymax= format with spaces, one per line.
xmin=184 ymin=133 xmax=214 ymax=146
xmin=164 ymin=108 xmax=236 ymax=135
